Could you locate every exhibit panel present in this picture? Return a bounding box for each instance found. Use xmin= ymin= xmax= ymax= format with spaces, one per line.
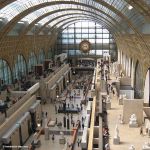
xmin=17 ymin=112 xmax=31 ymax=144
xmin=11 ymin=127 xmax=20 ymax=147
xmin=2 ymin=124 xmax=20 ymax=147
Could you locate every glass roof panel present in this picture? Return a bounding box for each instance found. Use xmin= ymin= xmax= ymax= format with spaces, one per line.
xmin=49 ymin=14 xmax=93 ymax=28
xmin=0 ymin=0 xmax=122 ymax=24
xmin=103 ymin=0 xmax=145 ymax=27
xmin=37 ymin=10 xmax=90 ymax=25
xmin=19 ymin=3 xmax=117 ymax=27
xmin=61 ymin=20 xmax=110 ymax=33
xmin=54 ymin=16 xmax=112 ymax=31
xmin=0 ymin=0 xmax=140 ymax=32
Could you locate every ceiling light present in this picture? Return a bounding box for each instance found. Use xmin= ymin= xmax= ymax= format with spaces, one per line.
xmin=128 ymin=5 xmax=133 ymax=10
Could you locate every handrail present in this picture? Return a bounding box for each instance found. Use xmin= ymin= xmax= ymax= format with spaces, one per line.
xmin=68 ymin=120 xmax=80 ymax=150
xmin=87 ymin=96 xmax=96 ymax=150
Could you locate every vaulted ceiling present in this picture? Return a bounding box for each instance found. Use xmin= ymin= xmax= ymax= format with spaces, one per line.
xmin=0 ymin=0 xmax=149 ymax=37
xmin=0 ymin=0 xmax=150 ymax=69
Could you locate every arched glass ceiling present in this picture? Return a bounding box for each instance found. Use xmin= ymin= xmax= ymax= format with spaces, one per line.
xmin=0 ymin=1 xmax=119 ymax=22
xmin=19 ymin=4 xmax=121 ymax=24
xmin=16 ymin=5 xmax=123 ymax=34
xmin=48 ymin=15 xmax=104 ymax=30
xmin=34 ymin=12 xmax=121 ymax=35
xmin=20 ymin=5 xmax=94 ymax=24
xmin=0 ymin=0 xmax=145 ymax=29
xmin=51 ymin=17 xmax=112 ymax=32
xmin=36 ymin=13 xmax=118 ymax=34
xmin=37 ymin=12 xmax=116 ymax=30
xmin=96 ymin=0 xmax=144 ymax=27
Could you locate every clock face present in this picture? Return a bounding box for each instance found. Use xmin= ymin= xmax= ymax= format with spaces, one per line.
xmin=79 ymin=40 xmax=91 ymax=53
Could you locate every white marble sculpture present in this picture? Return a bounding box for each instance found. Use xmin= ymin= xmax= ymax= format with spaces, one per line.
xmin=59 ymin=132 xmax=66 ymax=144
xmin=105 ymin=143 xmax=110 ymax=150
xmin=113 ymin=125 xmax=120 ymax=144
xmin=118 ymin=114 xmax=123 ymax=124
xmin=142 ymin=142 xmax=150 ymax=150
xmin=129 ymin=145 xmax=135 ymax=150
xmin=118 ymin=94 xmax=126 ymax=105
xmin=129 ymin=114 xmax=138 ymax=128
xmin=114 ymin=125 xmax=119 ymax=138
xmin=146 ymin=121 xmax=150 ymax=132
xmin=106 ymin=95 xmax=111 ymax=103
xmin=106 ymin=95 xmax=111 ymax=109
xmin=60 ymin=132 xmax=64 ymax=139
xmin=123 ymin=94 xmax=126 ymax=99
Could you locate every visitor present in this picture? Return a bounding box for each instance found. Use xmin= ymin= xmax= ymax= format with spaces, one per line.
xmin=55 ymin=104 xmax=57 ymax=114
xmin=45 ymin=112 xmax=48 ymax=117
xmin=77 ymin=138 xmax=80 ymax=147
xmin=82 ymin=123 xmax=84 ymax=129
xmin=52 ymin=134 xmax=55 ymax=142
xmin=112 ymin=89 xmax=115 ymax=96
xmin=140 ymin=126 xmax=143 ymax=135
xmin=56 ymin=118 xmax=58 ymax=124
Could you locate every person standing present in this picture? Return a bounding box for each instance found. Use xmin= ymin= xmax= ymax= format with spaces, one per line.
xmin=52 ymin=134 xmax=55 ymax=142
xmin=140 ymin=127 xmax=143 ymax=135
xmin=77 ymin=138 xmax=80 ymax=147
xmin=55 ymin=104 xmax=57 ymax=114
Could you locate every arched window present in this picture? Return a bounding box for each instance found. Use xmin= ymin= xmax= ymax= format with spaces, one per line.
xmin=134 ymin=61 xmax=144 ymax=99
xmin=13 ymin=55 xmax=27 ymax=80
xmin=57 ymin=21 xmax=117 ymax=60
xmin=38 ymin=50 xmax=45 ymax=64
xmin=28 ymin=52 xmax=37 ymax=72
xmin=0 ymin=59 xmax=12 ymax=84
xmin=47 ymin=49 xmax=53 ymax=59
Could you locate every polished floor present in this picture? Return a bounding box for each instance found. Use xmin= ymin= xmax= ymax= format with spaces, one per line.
xmin=34 ymin=88 xmax=86 ymax=150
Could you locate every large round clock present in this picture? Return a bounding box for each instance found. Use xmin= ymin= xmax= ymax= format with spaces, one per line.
xmin=79 ymin=40 xmax=91 ymax=53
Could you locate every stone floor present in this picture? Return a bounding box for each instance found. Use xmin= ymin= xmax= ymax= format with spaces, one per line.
xmin=25 ymin=88 xmax=86 ymax=150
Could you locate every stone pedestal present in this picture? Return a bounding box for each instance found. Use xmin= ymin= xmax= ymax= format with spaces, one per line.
xmin=113 ymin=137 xmax=120 ymax=145
xmin=129 ymin=123 xmax=138 ymax=128
xmin=142 ymin=147 xmax=150 ymax=150
xmin=106 ymin=102 xmax=111 ymax=110
xmin=119 ymin=98 xmax=123 ymax=105
xmin=142 ymin=142 xmax=150 ymax=150
xmin=59 ymin=138 xmax=66 ymax=144
xmin=44 ymin=127 xmax=49 ymax=140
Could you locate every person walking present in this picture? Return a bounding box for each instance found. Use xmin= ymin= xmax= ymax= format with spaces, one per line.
xmin=52 ymin=134 xmax=55 ymax=142
xmin=140 ymin=126 xmax=143 ymax=135
xmin=77 ymin=138 xmax=80 ymax=147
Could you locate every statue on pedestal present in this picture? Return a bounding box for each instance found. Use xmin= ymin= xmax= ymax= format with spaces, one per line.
xmin=143 ymin=142 xmax=150 ymax=148
xmin=118 ymin=114 xmax=123 ymax=124
xmin=59 ymin=132 xmax=66 ymax=144
xmin=113 ymin=124 xmax=120 ymax=144
xmin=129 ymin=114 xmax=138 ymax=127
xmin=60 ymin=132 xmax=64 ymax=139
xmin=114 ymin=125 xmax=119 ymax=138
xmin=106 ymin=95 xmax=111 ymax=103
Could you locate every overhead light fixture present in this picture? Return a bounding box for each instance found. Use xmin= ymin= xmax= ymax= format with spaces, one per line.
xmin=128 ymin=5 xmax=133 ymax=10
